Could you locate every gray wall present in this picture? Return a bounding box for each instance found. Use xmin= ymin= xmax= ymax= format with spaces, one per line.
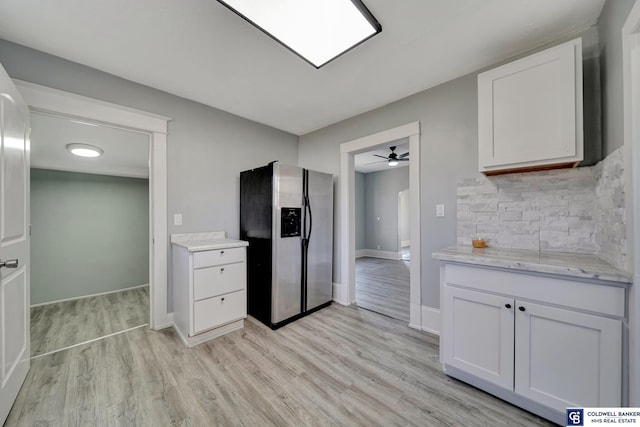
xmin=0 ymin=39 xmax=298 ymax=309
xmin=355 ymin=172 xmax=366 ymax=250
xmin=31 ymin=169 xmax=149 ymax=304
xmin=598 ymin=0 xmax=637 ymax=156
xmin=364 ymin=167 xmax=409 ymax=253
xmin=299 ymin=27 xmax=603 ymax=308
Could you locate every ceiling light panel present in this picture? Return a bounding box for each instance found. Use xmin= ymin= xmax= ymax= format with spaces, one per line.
xmin=218 ymin=0 xmax=381 ymax=68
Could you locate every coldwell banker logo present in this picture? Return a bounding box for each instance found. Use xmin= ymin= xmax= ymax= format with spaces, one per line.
xmin=566 ymin=408 xmax=584 ymax=426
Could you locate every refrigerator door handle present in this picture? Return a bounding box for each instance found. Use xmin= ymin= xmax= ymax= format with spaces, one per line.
xmin=305 ymin=194 xmax=313 ymax=242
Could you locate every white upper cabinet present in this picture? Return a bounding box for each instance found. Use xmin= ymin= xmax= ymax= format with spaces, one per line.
xmin=478 ymin=38 xmax=583 ymax=175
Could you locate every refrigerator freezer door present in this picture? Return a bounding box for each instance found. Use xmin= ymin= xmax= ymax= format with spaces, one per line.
xmin=305 ymin=170 xmax=333 ymax=311
xmin=272 ymin=164 xmax=303 ymax=324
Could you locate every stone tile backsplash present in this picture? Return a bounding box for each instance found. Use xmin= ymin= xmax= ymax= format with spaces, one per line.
xmin=457 ymin=147 xmax=626 ymax=269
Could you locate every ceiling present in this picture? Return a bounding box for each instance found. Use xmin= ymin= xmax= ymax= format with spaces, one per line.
xmin=0 ymin=1 xmax=605 ymax=136
xmin=30 ymin=113 xmax=150 ymax=178
xmin=355 ymin=139 xmax=409 ymax=174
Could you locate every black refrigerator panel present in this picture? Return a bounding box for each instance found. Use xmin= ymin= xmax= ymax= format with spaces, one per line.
xmin=239 ymin=163 xmax=273 ymax=327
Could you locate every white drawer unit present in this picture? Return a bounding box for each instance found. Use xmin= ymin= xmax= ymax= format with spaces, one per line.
xmin=171 ymin=233 xmax=248 ymax=347
xmin=438 ymin=261 xmax=628 ymax=425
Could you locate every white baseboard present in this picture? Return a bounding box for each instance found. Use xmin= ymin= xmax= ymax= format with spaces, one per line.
xmin=153 ymin=312 xmax=174 ymax=331
xmin=421 ymin=306 xmax=440 ymax=336
xmin=401 ymin=240 xmax=410 ymax=248
xmin=332 ymin=282 xmax=350 ymax=305
xmin=358 ymin=249 xmax=402 ymax=260
xmin=30 ymin=283 xmax=150 ymax=307
xmin=355 ymin=249 xmax=367 ymax=258
xmin=173 ymin=319 xmax=244 ymax=347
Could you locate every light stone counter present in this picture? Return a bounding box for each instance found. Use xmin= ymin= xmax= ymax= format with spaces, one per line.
xmin=432 ymin=245 xmax=632 ymax=284
xmin=171 ymin=231 xmax=248 ymax=252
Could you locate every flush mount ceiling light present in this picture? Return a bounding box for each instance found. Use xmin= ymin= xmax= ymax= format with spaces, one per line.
xmin=66 ymin=143 xmax=103 ymax=158
xmin=217 ymin=0 xmax=382 ymax=68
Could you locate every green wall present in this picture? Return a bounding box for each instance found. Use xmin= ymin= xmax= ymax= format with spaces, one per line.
xmin=31 ymin=169 xmax=149 ymax=304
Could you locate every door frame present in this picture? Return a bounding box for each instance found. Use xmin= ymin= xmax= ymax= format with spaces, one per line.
xmin=623 ymin=0 xmax=640 ymax=406
xmin=339 ymin=121 xmax=421 ymax=328
xmin=13 ymin=79 xmax=172 ymax=330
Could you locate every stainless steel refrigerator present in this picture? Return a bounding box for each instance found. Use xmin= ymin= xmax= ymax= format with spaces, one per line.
xmin=240 ymin=162 xmax=333 ymax=329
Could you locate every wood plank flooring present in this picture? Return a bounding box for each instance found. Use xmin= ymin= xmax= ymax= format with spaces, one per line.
xmin=7 ymin=304 xmax=553 ymax=426
xmin=30 ymin=286 xmax=149 ymax=357
xmin=356 ymin=256 xmax=410 ymax=322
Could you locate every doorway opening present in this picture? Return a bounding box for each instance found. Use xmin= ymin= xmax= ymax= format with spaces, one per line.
xmin=29 ymin=111 xmax=151 ymax=358
xmin=14 ymin=79 xmax=170 ymax=330
xmin=352 ymin=141 xmax=410 ymax=322
xmin=339 ymin=121 xmax=421 ymax=328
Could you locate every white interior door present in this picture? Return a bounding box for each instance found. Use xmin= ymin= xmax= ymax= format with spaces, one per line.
xmin=0 ymin=63 xmax=30 ymax=424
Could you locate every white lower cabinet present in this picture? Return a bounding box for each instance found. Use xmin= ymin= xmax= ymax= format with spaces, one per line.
xmin=514 ymin=301 xmax=622 ymax=411
xmin=441 ymin=264 xmax=625 ymax=424
xmin=172 ymin=240 xmax=248 ymax=347
xmin=443 ymin=286 xmax=514 ymax=390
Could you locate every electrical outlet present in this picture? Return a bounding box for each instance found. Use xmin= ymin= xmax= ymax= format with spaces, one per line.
xmin=174 ymin=213 xmax=183 ymax=226
xmin=436 ymin=204 xmax=445 ymax=217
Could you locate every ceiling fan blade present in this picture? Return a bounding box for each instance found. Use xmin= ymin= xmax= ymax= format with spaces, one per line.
xmin=398 ymin=152 xmax=409 ymax=158
xmin=397 ymin=158 xmax=410 ymax=161
xmin=373 ymin=154 xmax=389 ymax=159
xmin=363 ymin=159 xmax=387 ymax=165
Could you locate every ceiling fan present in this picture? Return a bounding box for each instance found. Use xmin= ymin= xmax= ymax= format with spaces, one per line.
xmin=373 ymin=146 xmax=409 ymax=166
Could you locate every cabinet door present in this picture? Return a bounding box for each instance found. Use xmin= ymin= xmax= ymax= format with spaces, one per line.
xmin=514 ymin=301 xmax=622 ymax=411
xmin=478 ymin=38 xmax=582 ymax=172
xmin=442 ymin=286 xmax=514 ymax=390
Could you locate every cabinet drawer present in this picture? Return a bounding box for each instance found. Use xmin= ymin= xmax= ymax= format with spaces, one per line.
xmin=445 ymin=264 xmax=625 ymax=317
xmin=193 ymin=261 xmax=245 ymax=301
xmin=193 ymin=290 xmax=246 ymax=334
xmin=193 ymin=247 xmax=245 ymax=268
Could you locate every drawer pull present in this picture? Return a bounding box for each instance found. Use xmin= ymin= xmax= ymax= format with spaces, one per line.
xmin=221 ymin=297 xmax=225 ymax=302
xmin=519 ymin=306 xmax=526 ymax=312
xmin=220 ymin=250 xmax=225 ymax=255
xmin=220 ymin=268 xmax=224 ymax=273
xmin=505 ymin=303 xmax=511 ymax=309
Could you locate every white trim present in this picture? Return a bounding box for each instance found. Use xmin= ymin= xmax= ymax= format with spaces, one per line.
xmin=356 ymin=249 xmax=401 ymax=260
xmin=401 ymin=240 xmax=410 ymax=248
xmin=13 ymin=80 xmax=170 ymax=132
xmin=332 ymin=282 xmax=348 ymax=305
xmin=154 ymin=313 xmax=175 ymax=331
xmin=30 ymin=323 xmax=149 ymax=360
xmin=30 ymin=283 xmax=149 ymax=307
xmin=14 ymin=80 xmax=171 ymax=331
xmin=622 ymin=0 xmax=640 ymax=406
xmin=420 ymin=305 xmax=440 ymax=336
xmin=340 ymin=121 xmax=422 ymax=324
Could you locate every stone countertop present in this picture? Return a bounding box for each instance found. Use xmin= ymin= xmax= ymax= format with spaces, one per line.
xmin=171 ymin=238 xmax=248 ymax=252
xmin=432 ymin=245 xmax=632 ymax=284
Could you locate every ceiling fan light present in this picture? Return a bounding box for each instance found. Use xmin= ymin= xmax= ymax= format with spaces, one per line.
xmin=388 ymin=159 xmax=398 ymax=167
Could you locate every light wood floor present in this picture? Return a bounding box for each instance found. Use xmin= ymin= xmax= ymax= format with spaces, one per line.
xmin=356 ymin=256 xmax=410 ymax=322
xmin=7 ymin=304 xmax=553 ymax=426
xmin=30 ymin=286 xmax=149 ymax=357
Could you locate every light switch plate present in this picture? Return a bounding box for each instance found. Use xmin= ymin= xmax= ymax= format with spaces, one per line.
xmin=436 ymin=204 xmax=445 ymax=217
xmin=174 ymin=213 xmax=183 ymax=226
